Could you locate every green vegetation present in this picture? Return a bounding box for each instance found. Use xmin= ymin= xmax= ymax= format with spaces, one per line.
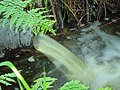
xmin=0 ymin=61 xmax=112 ymax=90
xmin=0 ymin=0 xmax=119 ymax=32
xmin=0 ymin=72 xmax=16 ymax=86
xmin=98 ymin=87 xmax=112 ymax=90
xmin=0 ymin=0 xmax=56 ymax=35
xmin=31 ymin=0 xmax=120 ymax=29
xmin=0 ymin=0 xmax=117 ymax=90
xmin=59 ymin=80 xmax=89 ymax=90
xmin=0 ymin=61 xmax=31 ymax=90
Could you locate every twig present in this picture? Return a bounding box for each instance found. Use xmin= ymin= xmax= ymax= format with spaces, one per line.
xmin=61 ymin=0 xmax=78 ymax=21
xmin=86 ymin=0 xmax=89 ymax=22
xmin=103 ymin=1 xmax=107 ymax=17
xmin=77 ymin=13 xmax=86 ymax=26
xmin=100 ymin=17 xmax=120 ymax=29
xmin=49 ymin=0 xmax=57 ymax=20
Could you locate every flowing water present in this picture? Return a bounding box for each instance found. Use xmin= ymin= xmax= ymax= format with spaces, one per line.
xmin=33 ymin=23 xmax=120 ymax=90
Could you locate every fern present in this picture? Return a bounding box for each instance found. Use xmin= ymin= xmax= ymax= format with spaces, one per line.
xmin=98 ymin=87 xmax=112 ymax=90
xmin=59 ymin=80 xmax=89 ymax=90
xmin=0 ymin=72 xmax=16 ymax=86
xmin=31 ymin=77 xmax=57 ymax=90
xmin=0 ymin=0 xmax=56 ymax=35
xmin=59 ymin=80 xmax=112 ymax=90
xmin=0 ymin=61 xmax=113 ymax=90
xmin=0 ymin=61 xmax=31 ymax=90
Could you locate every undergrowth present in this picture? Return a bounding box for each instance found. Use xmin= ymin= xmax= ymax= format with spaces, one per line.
xmin=0 ymin=72 xmax=16 ymax=86
xmin=0 ymin=0 xmax=56 ymax=35
xmin=0 ymin=61 xmax=112 ymax=90
xmin=0 ymin=0 xmax=114 ymax=90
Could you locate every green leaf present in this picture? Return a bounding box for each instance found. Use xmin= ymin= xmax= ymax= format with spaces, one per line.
xmin=28 ymin=8 xmax=40 ymax=13
xmin=20 ymin=0 xmax=32 ymax=8
xmin=32 ymin=77 xmax=57 ymax=90
xmin=0 ymin=0 xmax=55 ymax=35
xmin=59 ymin=80 xmax=89 ymax=90
xmin=0 ymin=80 xmax=11 ymax=86
xmin=22 ymin=22 xmax=28 ymax=32
xmin=0 ymin=61 xmax=31 ymax=90
xmin=17 ymin=78 xmax=24 ymax=90
xmin=2 ymin=7 xmax=15 ymax=27
xmin=0 ymin=72 xmax=16 ymax=86
xmin=0 ymin=85 xmax=2 ymax=90
xmin=4 ymin=73 xmax=16 ymax=78
xmin=98 ymin=87 xmax=112 ymax=90
xmin=10 ymin=13 xmax=18 ymax=30
xmin=5 ymin=77 xmax=16 ymax=83
xmin=0 ymin=5 xmax=6 ymax=14
xmin=15 ymin=14 xmax=25 ymax=31
xmin=42 ymin=15 xmax=55 ymax=19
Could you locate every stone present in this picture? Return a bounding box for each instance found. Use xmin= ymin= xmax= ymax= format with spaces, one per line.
xmin=66 ymin=36 xmax=72 ymax=40
xmin=104 ymin=17 xmax=110 ymax=21
xmin=27 ymin=56 xmax=35 ymax=62
xmin=111 ymin=19 xmax=117 ymax=23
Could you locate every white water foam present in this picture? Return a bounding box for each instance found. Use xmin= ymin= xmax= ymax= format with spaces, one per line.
xmin=33 ymin=24 xmax=120 ymax=90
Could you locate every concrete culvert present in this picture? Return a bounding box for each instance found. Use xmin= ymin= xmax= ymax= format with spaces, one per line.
xmin=0 ymin=20 xmax=33 ymax=50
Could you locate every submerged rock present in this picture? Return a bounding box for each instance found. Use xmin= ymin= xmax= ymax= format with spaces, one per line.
xmin=66 ymin=36 xmax=72 ymax=40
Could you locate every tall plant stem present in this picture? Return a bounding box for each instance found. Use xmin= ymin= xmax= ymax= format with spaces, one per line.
xmin=61 ymin=0 xmax=78 ymax=21
xmin=86 ymin=0 xmax=90 ymax=22
xmin=50 ymin=0 xmax=57 ymax=20
xmin=0 ymin=61 xmax=31 ymax=90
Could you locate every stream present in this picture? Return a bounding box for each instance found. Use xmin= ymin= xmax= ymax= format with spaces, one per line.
xmin=0 ymin=16 xmax=120 ymax=90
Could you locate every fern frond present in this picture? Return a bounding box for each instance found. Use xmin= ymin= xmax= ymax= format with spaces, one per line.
xmin=31 ymin=77 xmax=57 ymax=90
xmin=98 ymin=87 xmax=112 ymax=90
xmin=0 ymin=6 xmax=6 ymax=14
xmin=10 ymin=13 xmax=18 ymax=30
xmin=15 ymin=13 xmax=25 ymax=31
xmin=59 ymin=80 xmax=89 ymax=90
xmin=0 ymin=72 xmax=16 ymax=86
xmin=0 ymin=0 xmax=56 ymax=35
